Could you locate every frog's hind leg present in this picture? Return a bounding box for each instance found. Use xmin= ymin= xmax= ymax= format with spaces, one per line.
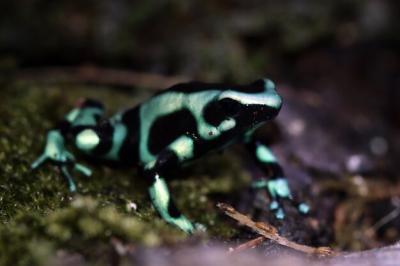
xmin=67 ymin=98 xmax=105 ymax=127
xmin=31 ymin=98 xmax=105 ymax=192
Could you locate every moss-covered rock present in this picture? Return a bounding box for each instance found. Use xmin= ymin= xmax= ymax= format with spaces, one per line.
xmin=0 ymin=81 xmax=245 ymax=265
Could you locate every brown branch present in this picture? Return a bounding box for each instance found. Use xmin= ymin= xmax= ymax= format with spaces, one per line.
xmin=228 ymin=236 xmax=265 ymax=253
xmin=15 ymin=65 xmax=189 ymax=90
xmin=217 ymin=202 xmax=335 ymax=257
xmin=319 ymin=177 xmax=400 ymax=201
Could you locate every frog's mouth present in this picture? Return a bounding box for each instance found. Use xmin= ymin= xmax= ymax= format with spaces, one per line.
xmin=245 ymin=105 xmax=280 ymax=128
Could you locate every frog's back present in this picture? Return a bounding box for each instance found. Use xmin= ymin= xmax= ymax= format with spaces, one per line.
xmin=160 ymin=80 xmax=267 ymax=94
xmin=137 ymin=85 xmax=221 ymax=165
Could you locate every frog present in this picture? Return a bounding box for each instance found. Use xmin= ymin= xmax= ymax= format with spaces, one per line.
xmin=31 ymin=78 xmax=309 ymax=233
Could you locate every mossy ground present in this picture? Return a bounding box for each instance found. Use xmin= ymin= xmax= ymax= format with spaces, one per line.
xmin=0 ymin=81 xmax=248 ymax=265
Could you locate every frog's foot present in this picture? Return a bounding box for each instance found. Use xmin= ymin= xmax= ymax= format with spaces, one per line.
xmin=57 ymin=162 xmax=93 ymax=192
xmin=252 ymin=177 xmax=310 ymax=219
xmin=165 ymin=214 xmax=208 ymax=235
xmin=165 ymin=215 xmax=195 ymax=234
xmin=147 ymin=174 xmax=195 ymax=234
xmin=51 ymin=164 xmax=91 ymax=193
xmin=31 ymin=151 xmax=92 ymax=192
xmin=59 ymin=164 xmax=78 ymax=192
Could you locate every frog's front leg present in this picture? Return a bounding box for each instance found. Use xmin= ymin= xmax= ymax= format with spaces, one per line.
xmin=245 ymin=138 xmax=309 ymax=219
xmin=142 ymin=139 xmax=197 ymax=233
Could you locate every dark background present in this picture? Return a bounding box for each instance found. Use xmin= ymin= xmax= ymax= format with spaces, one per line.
xmin=1 ymin=0 xmax=399 ymax=125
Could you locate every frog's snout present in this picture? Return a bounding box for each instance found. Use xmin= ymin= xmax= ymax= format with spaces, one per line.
xmin=262 ymin=79 xmax=282 ymax=110
xmin=265 ymin=93 xmax=282 ymax=110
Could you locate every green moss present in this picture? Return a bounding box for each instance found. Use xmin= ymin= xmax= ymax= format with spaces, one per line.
xmin=0 ymin=195 xmax=185 ymax=265
xmin=0 ymin=81 xmax=245 ymax=264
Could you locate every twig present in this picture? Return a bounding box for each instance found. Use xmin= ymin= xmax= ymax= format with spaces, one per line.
xmin=228 ymin=236 xmax=265 ymax=253
xmin=217 ymin=202 xmax=335 ymax=256
xmin=320 ymin=177 xmax=400 ymax=201
xmin=367 ymin=205 xmax=400 ymax=236
xmin=15 ymin=65 xmax=189 ymax=90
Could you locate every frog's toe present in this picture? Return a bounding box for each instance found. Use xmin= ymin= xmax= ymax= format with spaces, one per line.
xmin=297 ymin=202 xmax=310 ymax=214
xmin=268 ymin=198 xmax=310 ymax=219
xmin=275 ymin=208 xmax=285 ymax=220
xmin=31 ymin=154 xmax=48 ymax=169
xmin=268 ymin=200 xmax=285 ymax=219
xmin=169 ymin=216 xmax=195 ymax=234
xmin=74 ymin=163 xmax=92 ymax=177
xmin=60 ymin=165 xmax=78 ymax=192
xmin=68 ymin=181 xmax=77 ymax=192
xmin=269 ymin=200 xmax=279 ymax=210
xmin=284 ymin=194 xmax=310 ymax=215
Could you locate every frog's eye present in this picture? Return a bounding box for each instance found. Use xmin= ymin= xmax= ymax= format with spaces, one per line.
xmin=219 ymin=98 xmax=241 ymax=116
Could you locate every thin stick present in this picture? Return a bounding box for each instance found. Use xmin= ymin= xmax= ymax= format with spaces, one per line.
xmin=367 ymin=206 xmax=400 ymax=235
xmin=217 ymin=202 xmax=335 ymax=256
xmin=228 ymin=236 xmax=265 ymax=253
xmin=16 ymin=65 xmax=189 ymax=90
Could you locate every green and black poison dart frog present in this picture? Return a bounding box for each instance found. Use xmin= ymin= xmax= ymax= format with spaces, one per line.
xmin=31 ymin=79 xmax=309 ymax=233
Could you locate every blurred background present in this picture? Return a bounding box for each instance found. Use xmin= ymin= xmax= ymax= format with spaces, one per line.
xmin=1 ymin=0 xmax=400 ymax=262
xmin=0 ymin=0 xmax=398 ymax=121
xmin=0 ymin=1 xmax=398 ymax=83
xmin=1 ymin=0 xmax=399 ymax=125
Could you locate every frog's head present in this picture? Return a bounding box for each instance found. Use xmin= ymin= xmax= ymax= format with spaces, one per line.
xmin=216 ymin=79 xmax=282 ymax=128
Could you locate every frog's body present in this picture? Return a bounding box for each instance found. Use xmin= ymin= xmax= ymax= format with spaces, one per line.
xmin=32 ymin=79 xmax=308 ymax=233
